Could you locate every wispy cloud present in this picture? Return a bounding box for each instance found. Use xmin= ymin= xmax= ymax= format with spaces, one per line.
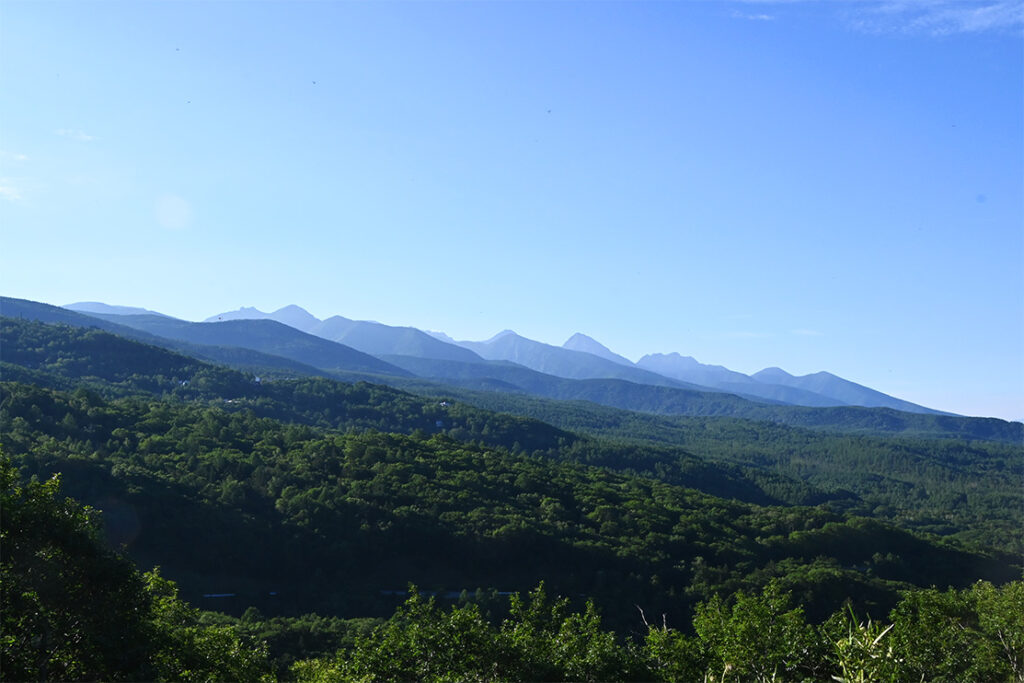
xmin=731 ymin=10 xmax=776 ymax=21
xmin=857 ymin=0 xmax=1024 ymax=35
xmin=56 ymin=128 xmax=97 ymax=142
xmin=0 ymin=151 xmax=30 ymax=162
xmin=735 ymin=0 xmax=1024 ymax=35
xmin=0 ymin=181 xmax=23 ymax=202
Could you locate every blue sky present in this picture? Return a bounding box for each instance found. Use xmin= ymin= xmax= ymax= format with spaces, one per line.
xmin=2 ymin=1 xmax=1021 ymax=420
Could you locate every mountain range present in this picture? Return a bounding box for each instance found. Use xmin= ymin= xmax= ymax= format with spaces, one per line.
xmin=45 ymin=298 xmax=946 ymax=418
xmin=194 ymin=302 xmax=942 ymax=415
xmin=200 ymin=305 xmax=481 ymax=363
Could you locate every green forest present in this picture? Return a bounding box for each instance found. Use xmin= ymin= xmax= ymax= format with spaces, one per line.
xmin=2 ymin=317 xmax=1022 ymax=681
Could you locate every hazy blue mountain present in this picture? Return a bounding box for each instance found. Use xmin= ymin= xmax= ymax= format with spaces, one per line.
xmin=82 ymin=313 xmax=410 ymax=377
xmin=325 ymin=322 xmax=482 ymax=362
xmin=204 ymin=305 xmax=321 ymax=333
xmin=381 ymin=354 xmax=1017 ymax=441
xmin=5 ymin=297 xmax=170 ymax=336
xmin=457 ymin=330 xmax=700 ymax=388
xmin=638 ymin=352 xmax=752 ymax=386
xmin=5 ymin=297 xmax=1006 ymax=442
xmin=424 ymin=330 xmax=460 ymax=345
xmin=305 ymin=314 xmax=355 ymax=337
xmin=710 ymin=381 xmax=850 ymax=408
xmin=65 ymin=301 xmax=173 ymax=318
xmin=752 ymin=367 xmax=945 ymax=415
xmin=637 ymin=352 xmax=848 ymax=408
xmin=198 ymin=308 xmax=943 ymax=415
xmin=4 ymin=297 xmax=352 ymax=379
xmin=205 ymin=306 xmax=480 ymax=362
xmin=562 ymin=333 xmax=634 ymax=366
xmin=267 ymin=304 xmax=322 ymax=332
xmin=381 ymin=354 xmax=777 ymax=414
xmin=204 ymin=305 xmax=269 ymax=322
xmin=21 ymin=296 xmax=952 ymax=418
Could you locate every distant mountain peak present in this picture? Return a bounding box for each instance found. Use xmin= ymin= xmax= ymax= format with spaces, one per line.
xmin=486 ymin=329 xmax=518 ymax=343
xmin=424 ymin=330 xmax=459 ymax=345
xmin=203 ymin=305 xmax=321 ymax=332
xmin=643 ymin=352 xmax=699 ymax=365
xmin=268 ymin=305 xmax=321 ymax=332
xmin=564 ymin=332 xmax=595 ymax=345
xmin=274 ymin=304 xmax=313 ymax=315
xmin=807 ymin=370 xmax=839 ymax=380
xmin=562 ymin=333 xmax=634 ymax=367
xmin=203 ymin=306 xmax=271 ymax=323
xmin=754 ymin=366 xmax=794 ymax=379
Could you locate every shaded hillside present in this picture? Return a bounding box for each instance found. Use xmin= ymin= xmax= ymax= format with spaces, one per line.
xmin=83 ymin=313 xmax=411 ymax=377
xmin=383 ymin=354 xmax=1021 ymax=442
xmin=1 ymin=297 xmax=408 ymax=378
xmin=381 ymin=354 xmax=783 ymax=412
xmin=405 ymin=385 xmax=1024 ymax=554
xmin=3 ymin=382 xmax=1018 ymax=633
xmin=2 ymin=297 xmax=375 ymax=381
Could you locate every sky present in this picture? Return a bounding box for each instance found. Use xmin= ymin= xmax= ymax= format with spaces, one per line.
xmin=1 ymin=0 xmax=1022 ymax=420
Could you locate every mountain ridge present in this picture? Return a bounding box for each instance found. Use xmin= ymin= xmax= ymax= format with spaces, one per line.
xmin=751 ymin=367 xmax=951 ymax=415
xmin=205 ymin=305 xmax=481 ymax=363
xmin=66 ymin=301 xmax=175 ymax=318
xmin=59 ymin=298 xmax=946 ymax=415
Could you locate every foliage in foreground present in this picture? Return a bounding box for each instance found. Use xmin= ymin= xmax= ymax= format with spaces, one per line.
xmin=291 ymin=579 xmax=1024 ymax=683
xmin=0 ymin=455 xmax=273 ymax=682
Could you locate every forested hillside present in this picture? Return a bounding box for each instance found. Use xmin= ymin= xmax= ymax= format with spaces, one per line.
xmin=6 ymin=316 xmax=1021 ymax=554
xmin=2 ymin=317 xmax=1022 ymax=681
xmin=406 ymin=386 xmax=1024 ymax=554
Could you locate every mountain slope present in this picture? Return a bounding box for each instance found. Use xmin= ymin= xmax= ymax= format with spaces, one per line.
xmin=386 ymin=361 xmax=1024 ymax=444
xmin=204 ymin=304 xmax=321 ymax=332
xmin=83 ymin=313 xmax=411 ymax=377
xmin=313 ymin=316 xmax=481 ymax=362
xmin=638 ymin=352 xmax=850 ymax=408
xmin=206 ymin=306 xmax=481 ymax=362
xmin=65 ymin=301 xmax=174 ymax=318
xmin=5 ymin=298 xmax=346 ymax=379
xmin=753 ymin=367 xmax=945 ymax=415
xmin=381 ymin=355 xmax=798 ymax=417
